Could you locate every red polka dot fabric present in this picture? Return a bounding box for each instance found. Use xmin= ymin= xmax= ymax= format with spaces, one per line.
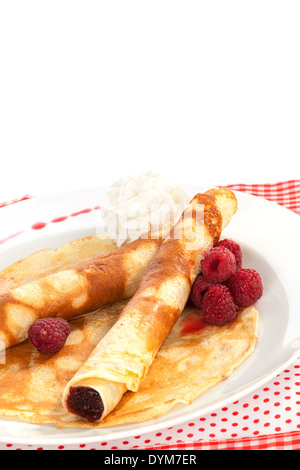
xmin=0 ymin=180 xmax=299 ymax=450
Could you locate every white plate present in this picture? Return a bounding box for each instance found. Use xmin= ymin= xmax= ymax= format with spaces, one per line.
xmin=0 ymin=185 xmax=299 ymax=447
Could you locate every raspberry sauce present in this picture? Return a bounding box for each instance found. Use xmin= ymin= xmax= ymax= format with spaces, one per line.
xmin=66 ymin=386 xmax=104 ymax=422
xmin=180 ymin=313 xmax=207 ymax=335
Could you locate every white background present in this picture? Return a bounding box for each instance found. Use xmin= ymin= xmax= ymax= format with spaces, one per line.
xmin=0 ymin=0 xmax=299 ymax=202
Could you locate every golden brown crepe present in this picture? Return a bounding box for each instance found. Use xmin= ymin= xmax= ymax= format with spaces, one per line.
xmin=0 ymin=188 xmax=258 ymax=429
xmin=0 ymin=235 xmax=117 ymax=296
xmin=0 ymin=236 xmax=162 ymax=351
xmin=0 ymin=301 xmax=258 ymax=428
xmin=62 ymin=188 xmax=238 ymax=422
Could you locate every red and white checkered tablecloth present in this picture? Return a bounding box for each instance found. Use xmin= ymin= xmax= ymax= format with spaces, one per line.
xmin=0 ymin=180 xmax=299 ymax=451
xmin=224 ymin=180 xmax=300 ymax=215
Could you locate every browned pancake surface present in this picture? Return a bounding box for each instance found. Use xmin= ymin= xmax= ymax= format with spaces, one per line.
xmin=0 ymin=302 xmax=257 ymax=428
xmin=0 ymin=235 xmax=117 ymax=296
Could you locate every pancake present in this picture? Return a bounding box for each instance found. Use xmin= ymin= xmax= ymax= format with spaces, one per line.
xmin=0 ymin=301 xmax=258 ymax=428
xmin=0 ymin=235 xmax=117 ymax=296
xmin=0 ymin=237 xmax=162 ymax=351
xmin=62 ymin=188 xmax=238 ymax=422
xmin=0 ymin=188 xmax=258 ymax=428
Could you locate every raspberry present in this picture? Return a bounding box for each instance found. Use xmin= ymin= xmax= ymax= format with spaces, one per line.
xmin=226 ymin=268 xmax=263 ymax=308
xmin=28 ymin=317 xmax=71 ymax=354
xmin=201 ymin=246 xmax=237 ymax=282
xmin=202 ymin=285 xmax=238 ymax=326
xmin=190 ymin=275 xmax=217 ymax=308
xmin=217 ymin=238 xmax=242 ymax=271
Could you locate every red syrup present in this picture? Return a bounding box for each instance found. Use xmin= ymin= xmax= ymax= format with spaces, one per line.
xmin=0 ymin=231 xmax=24 ymax=245
xmin=0 ymin=195 xmax=33 ymax=209
xmin=71 ymin=208 xmax=93 ymax=217
xmin=51 ymin=216 xmax=68 ymax=223
xmin=31 ymin=222 xmax=47 ymax=230
xmin=30 ymin=206 xmax=99 ymax=232
xmin=180 ymin=312 xmax=208 ymax=335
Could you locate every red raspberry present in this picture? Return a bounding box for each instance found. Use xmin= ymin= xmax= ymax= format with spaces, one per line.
xmin=202 ymin=285 xmax=238 ymax=326
xmin=201 ymin=246 xmax=237 ymax=282
xmin=217 ymin=238 xmax=242 ymax=271
xmin=226 ymin=268 xmax=263 ymax=308
xmin=28 ymin=317 xmax=71 ymax=354
xmin=190 ymin=275 xmax=217 ymax=308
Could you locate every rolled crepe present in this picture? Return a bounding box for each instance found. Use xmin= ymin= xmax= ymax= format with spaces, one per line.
xmin=0 ymin=235 xmax=117 ymax=296
xmin=0 ymin=237 xmax=162 ymax=351
xmin=62 ymin=188 xmax=238 ymax=422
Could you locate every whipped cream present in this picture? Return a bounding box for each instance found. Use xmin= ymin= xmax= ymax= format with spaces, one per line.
xmin=101 ymin=171 xmax=191 ymax=246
